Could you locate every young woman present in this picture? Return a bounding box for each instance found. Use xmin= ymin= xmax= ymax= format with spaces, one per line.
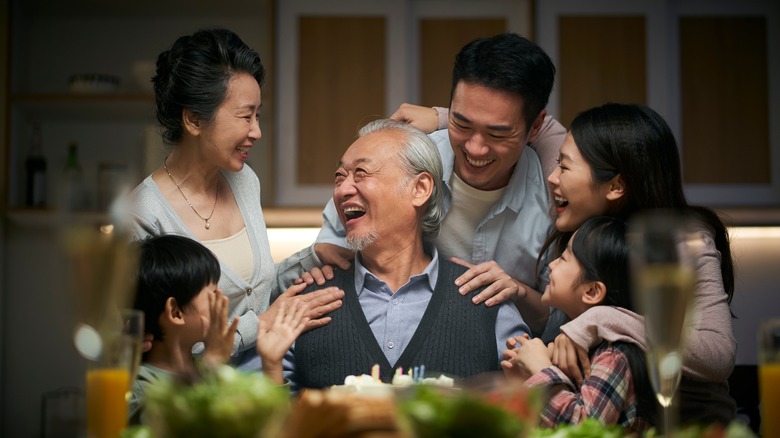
xmin=502 ymin=216 xmax=658 ymax=432
xmin=542 ymin=103 xmax=736 ymax=424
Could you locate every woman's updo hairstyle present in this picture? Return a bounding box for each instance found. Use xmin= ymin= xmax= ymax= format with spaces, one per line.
xmin=152 ymin=28 xmax=265 ymax=144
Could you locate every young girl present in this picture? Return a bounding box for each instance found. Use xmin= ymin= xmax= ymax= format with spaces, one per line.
xmin=128 ymin=235 xmax=308 ymax=424
xmin=502 ymin=216 xmax=658 ymax=432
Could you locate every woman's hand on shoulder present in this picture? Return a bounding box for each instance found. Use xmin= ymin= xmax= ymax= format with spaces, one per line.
xmin=263 ymin=282 xmax=345 ymax=333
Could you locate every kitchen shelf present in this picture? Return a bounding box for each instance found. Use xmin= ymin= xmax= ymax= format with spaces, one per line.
xmin=10 ymin=93 xmax=155 ymax=120
xmin=4 ymin=207 xmax=111 ymax=228
xmin=4 ymin=207 xmax=326 ymax=229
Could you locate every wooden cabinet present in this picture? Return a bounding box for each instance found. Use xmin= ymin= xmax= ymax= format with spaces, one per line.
xmin=275 ymin=0 xmax=532 ymax=206
xmin=537 ymin=0 xmax=780 ymax=207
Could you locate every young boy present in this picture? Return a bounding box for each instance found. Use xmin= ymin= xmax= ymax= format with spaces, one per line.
xmin=501 ymin=217 xmax=658 ymax=433
xmin=128 ymin=235 xmax=308 ymax=424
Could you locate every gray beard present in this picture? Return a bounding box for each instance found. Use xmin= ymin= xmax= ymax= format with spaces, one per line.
xmin=346 ymin=231 xmax=379 ymax=252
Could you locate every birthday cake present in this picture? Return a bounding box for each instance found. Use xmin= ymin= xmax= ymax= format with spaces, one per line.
xmin=286 ymin=366 xmax=454 ymax=437
xmin=329 ymin=365 xmax=455 ymax=398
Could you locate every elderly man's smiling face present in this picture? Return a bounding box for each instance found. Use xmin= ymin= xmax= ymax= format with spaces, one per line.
xmin=333 ymin=130 xmax=420 ymax=252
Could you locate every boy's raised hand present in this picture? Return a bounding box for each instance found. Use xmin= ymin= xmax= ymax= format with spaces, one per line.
xmin=202 ymin=288 xmax=239 ymax=369
xmin=257 ymin=300 xmax=309 ymax=384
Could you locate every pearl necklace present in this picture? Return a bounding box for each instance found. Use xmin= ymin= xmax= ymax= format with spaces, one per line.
xmin=163 ymin=156 xmax=218 ymax=230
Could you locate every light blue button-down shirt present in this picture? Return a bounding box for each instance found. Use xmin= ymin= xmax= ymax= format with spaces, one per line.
xmin=354 ymin=246 xmax=530 ymax=366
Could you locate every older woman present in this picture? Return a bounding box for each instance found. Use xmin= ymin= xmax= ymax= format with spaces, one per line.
xmin=129 ymin=28 xmax=343 ymax=365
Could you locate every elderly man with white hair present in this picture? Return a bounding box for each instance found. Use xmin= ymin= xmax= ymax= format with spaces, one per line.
xmin=281 ymin=119 xmax=530 ymax=389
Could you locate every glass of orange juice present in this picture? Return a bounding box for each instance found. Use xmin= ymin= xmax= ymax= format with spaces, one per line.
xmin=86 ymin=309 xmax=143 ymax=438
xmin=759 ymin=318 xmax=780 ymax=438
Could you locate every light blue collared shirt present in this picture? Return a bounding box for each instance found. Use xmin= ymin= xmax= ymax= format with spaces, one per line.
xmin=354 ymin=246 xmax=530 ymax=366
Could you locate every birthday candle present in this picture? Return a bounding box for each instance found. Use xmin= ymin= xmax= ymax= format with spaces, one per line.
xmin=420 ymin=365 xmax=425 ymax=380
xmin=371 ymin=364 xmax=380 ymax=381
xmin=396 ymin=367 xmax=403 ymax=376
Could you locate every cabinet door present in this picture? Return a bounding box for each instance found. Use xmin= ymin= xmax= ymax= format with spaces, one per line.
xmin=275 ymin=0 xmax=531 ymax=206
xmin=537 ymin=0 xmax=780 ymax=207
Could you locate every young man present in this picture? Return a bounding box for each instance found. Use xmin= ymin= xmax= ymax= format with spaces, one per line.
xmin=314 ymin=33 xmax=566 ymax=334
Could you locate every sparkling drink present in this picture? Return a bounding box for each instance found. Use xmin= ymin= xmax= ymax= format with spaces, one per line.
xmin=128 ymin=339 xmax=142 ymax=383
xmin=630 ymin=211 xmax=699 ymax=435
xmin=635 ymin=264 xmax=696 ymax=406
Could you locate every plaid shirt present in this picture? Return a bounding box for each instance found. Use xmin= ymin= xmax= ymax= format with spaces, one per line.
xmin=525 ymin=342 xmax=652 ymax=432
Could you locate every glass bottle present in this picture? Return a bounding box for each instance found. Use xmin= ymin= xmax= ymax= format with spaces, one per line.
xmin=25 ymin=122 xmax=47 ymax=207
xmin=62 ymin=142 xmax=87 ymax=211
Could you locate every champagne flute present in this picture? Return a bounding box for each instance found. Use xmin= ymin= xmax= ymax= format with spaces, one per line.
xmin=119 ymin=309 xmax=144 ymax=386
xmin=629 ymin=211 xmax=698 ymax=435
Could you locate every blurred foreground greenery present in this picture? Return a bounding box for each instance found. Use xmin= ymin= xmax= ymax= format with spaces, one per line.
xmin=139 ymin=366 xmax=288 ymax=438
xmin=120 ymin=366 xmax=756 ymax=438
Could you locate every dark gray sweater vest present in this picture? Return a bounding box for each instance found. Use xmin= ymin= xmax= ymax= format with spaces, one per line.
xmin=293 ymin=259 xmax=500 ymax=389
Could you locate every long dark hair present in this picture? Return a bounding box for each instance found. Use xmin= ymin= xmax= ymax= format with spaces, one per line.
xmin=570 ymin=216 xmax=660 ymax=427
xmin=538 ymin=103 xmax=734 ymax=304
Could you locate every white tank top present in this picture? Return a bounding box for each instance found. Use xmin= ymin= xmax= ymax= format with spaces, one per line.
xmin=202 ymin=226 xmax=254 ymax=282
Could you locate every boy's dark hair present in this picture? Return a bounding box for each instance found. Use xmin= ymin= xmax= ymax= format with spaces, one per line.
xmin=450 ymin=32 xmax=556 ymax=129
xmin=134 ymin=234 xmax=221 ymax=341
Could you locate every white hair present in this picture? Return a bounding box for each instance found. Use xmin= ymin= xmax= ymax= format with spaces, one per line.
xmin=358 ymin=119 xmax=445 ymax=241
